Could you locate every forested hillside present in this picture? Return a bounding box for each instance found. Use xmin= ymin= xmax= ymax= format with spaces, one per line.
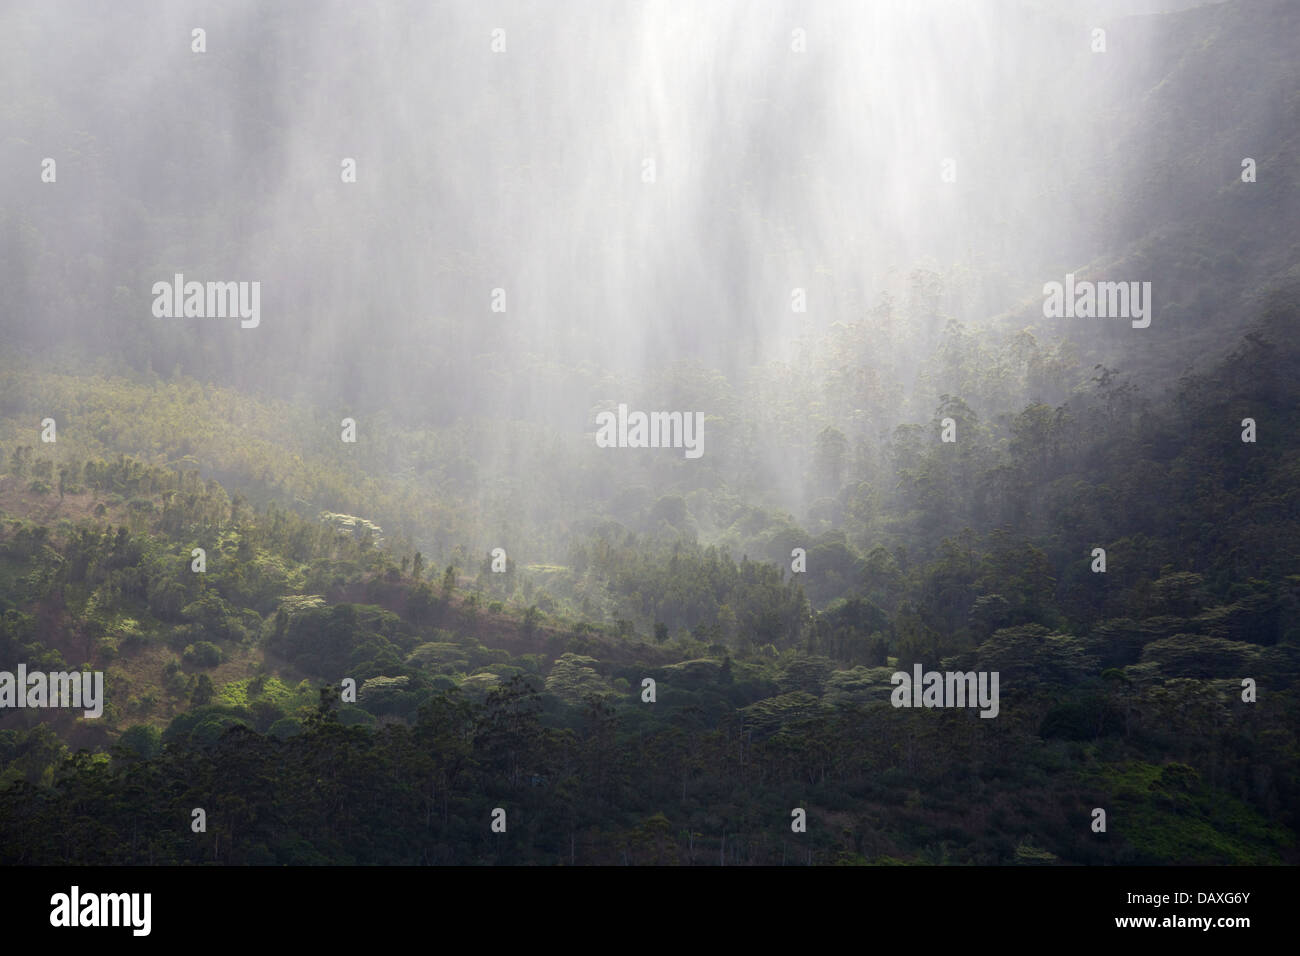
xmin=1 ymin=273 xmax=1296 ymax=863
xmin=1 ymin=0 xmax=1297 ymax=866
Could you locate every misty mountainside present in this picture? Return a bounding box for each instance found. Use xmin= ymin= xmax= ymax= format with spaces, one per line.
xmin=1 ymin=0 xmax=1298 ymax=865
xmin=2 ymin=0 xmax=1297 ymax=554
xmin=4 ymin=1 xmax=1298 ymax=383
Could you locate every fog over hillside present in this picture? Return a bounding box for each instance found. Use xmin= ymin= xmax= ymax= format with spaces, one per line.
xmin=0 ymin=0 xmax=1297 ymax=884
xmin=4 ymin=2 xmax=1292 ymax=383
xmin=4 ymin=0 xmax=1296 ymax=556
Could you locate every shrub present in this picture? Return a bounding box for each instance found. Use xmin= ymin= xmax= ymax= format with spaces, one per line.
xmin=267 ymin=716 xmax=303 ymax=739
xmin=117 ymin=725 xmax=162 ymax=760
xmin=183 ymin=641 xmax=224 ymax=668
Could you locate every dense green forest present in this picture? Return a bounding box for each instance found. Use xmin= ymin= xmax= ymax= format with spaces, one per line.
xmin=2 ymin=0 xmax=1298 ymax=866
xmin=1 ymin=277 xmax=1296 ymax=863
